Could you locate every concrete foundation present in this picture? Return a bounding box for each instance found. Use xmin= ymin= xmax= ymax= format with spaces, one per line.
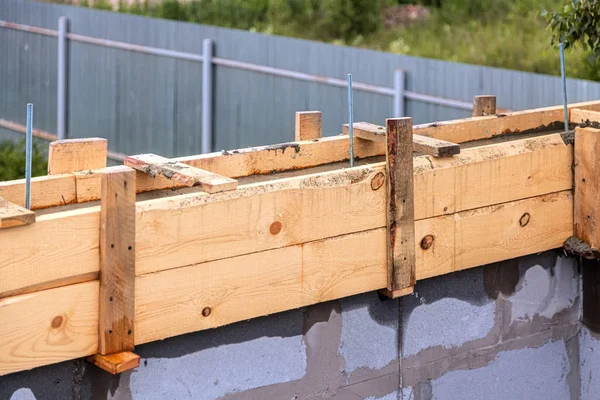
xmin=1 ymin=250 xmax=593 ymax=400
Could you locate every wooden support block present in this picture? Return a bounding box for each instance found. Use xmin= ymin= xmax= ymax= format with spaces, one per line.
xmin=574 ymin=127 xmax=600 ymax=250
xmin=87 ymin=351 xmax=140 ymax=375
xmin=343 ymin=122 xmax=460 ymax=157
xmin=125 ymin=153 xmax=237 ymax=193
xmin=48 ymin=138 xmax=108 ymax=175
xmin=295 ymin=111 xmax=322 ymax=141
xmin=0 ymin=197 xmax=35 ymax=228
xmin=379 ymin=286 xmax=414 ymax=299
xmin=472 ymin=95 xmax=497 ymax=117
xmin=99 ymin=166 xmax=136 ymax=355
xmin=383 ymin=118 xmax=416 ymax=295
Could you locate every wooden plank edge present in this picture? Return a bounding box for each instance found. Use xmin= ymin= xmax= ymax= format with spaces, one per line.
xmin=0 ymin=271 xmax=99 ymax=300
xmin=379 ymin=286 xmax=414 ymax=299
xmin=87 ymin=351 xmax=140 ymax=375
xmin=0 ymin=197 xmax=36 ymax=228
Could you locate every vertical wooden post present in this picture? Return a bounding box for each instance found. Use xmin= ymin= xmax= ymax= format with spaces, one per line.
xmin=88 ymin=165 xmax=139 ymax=374
xmin=380 ymin=117 xmax=416 ymax=299
xmin=574 ymin=127 xmax=600 ymax=249
xmin=295 ymin=111 xmax=322 ymax=141
xmin=472 ymin=95 xmax=497 ymax=117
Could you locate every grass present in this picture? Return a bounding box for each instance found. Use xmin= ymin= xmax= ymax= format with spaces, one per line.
xmin=66 ymin=0 xmax=600 ymax=81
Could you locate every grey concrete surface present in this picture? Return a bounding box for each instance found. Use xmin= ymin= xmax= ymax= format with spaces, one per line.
xmin=1 ymin=251 xmax=591 ymax=400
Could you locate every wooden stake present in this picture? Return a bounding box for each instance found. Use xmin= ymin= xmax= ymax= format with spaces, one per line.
xmin=99 ymin=166 xmax=136 ymax=355
xmin=48 ymin=138 xmax=108 ymax=175
xmin=472 ymin=95 xmax=497 ymax=117
xmin=87 ymin=352 xmax=140 ymax=375
xmin=381 ymin=118 xmax=416 ymax=297
xmin=574 ymin=127 xmax=600 ymax=249
xmin=295 ymin=111 xmax=322 ymax=141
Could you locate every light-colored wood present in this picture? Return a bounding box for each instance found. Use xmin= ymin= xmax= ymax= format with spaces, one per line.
xmin=570 ymin=108 xmax=600 ymax=125
xmin=472 ymin=95 xmax=497 ymax=117
xmin=0 ymin=174 xmax=76 ymax=210
xmin=0 ymin=133 xmax=572 ymax=295
xmin=99 ymin=166 xmax=136 ymax=355
xmin=385 ymin=118 xmax=416 ymax=292
xmin=342 ymin=122 xmax=460 ymax=157
xmin=135 ymin=190 xmax=573 ymax=344
xmin=574 ymin=127 xmax=600 ymax=249
xmin=379 ymin=286 xmax=414 ymax=299
xmin=0 ymin=271 xmax=99 ymax=300
xmin=125 ymin=153 xmax=237 ymax=193
xmin=0 ymin=207 xmax=100 ymax=298
xmin=87 ymin=351 xmax=140 ymax=374
xmin=0 ymin=197 xmax=35 ymax=228
xmin=0 ymin=281 xmax=99 ymax=376
xmin=48 ymin=138 xmax=108 ymax=175
xmin=295 ymin=111 xmax=322 ymax=141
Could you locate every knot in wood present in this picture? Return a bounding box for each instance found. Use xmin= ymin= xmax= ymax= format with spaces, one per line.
xmin=420 ymin=235 xmax=435 ymax=250
xmin=202 ymin=307 xmax=212 ymax=317
xmin=519 ymin=213 xmax=530 ymax=227
xmin=270 ymin=221 xmax=282 ymax=235
xmin=51 ymin=315 xmax=64 ymax=329
xmin=371 ymin=172 xmax=385 ymax=190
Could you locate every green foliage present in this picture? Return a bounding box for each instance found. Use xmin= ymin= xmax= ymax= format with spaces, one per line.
xmin=542 ymin=0 xmax=600 ymax=65
xmin=0 ymin=139 xmax=48 ymax=181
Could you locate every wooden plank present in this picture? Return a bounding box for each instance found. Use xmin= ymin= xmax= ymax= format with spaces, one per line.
xmin=99 ymin=166 xmax=136 ymax=355
xmin=574 ymin=127 xmax=600 ymax=249
xmin=135 ymin=191 xmax=573 ymax=344
xmin=125 ymin=153 xmax=237 ymax=193
xmin=0 ymin=281 xmax=99 ymax=376
xmin=384 ymin=118 xmax=416 ymax=292
xmin=0 ymin=197 xmax=35 ymax=228
xmin=0 ymin=174 xmax=76 ymax=210
xmin=472 ymin=95 xmax=497 ymax=117
xmin=343 ymin=122 xmax=460 ymax=157
xmin=87 ymin=351 xmax=140 ymax=374
xmin=570 ymin=108 xmax=600 ymax=127
xmin=0 ymin=207 xmax=100 ymax=298
xmin=48 ymin=138 xmax=108 ymax=175
xmin=295 ymin=111 xmax=322 ymax=141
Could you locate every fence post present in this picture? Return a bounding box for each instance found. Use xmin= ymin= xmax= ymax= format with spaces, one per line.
xmin=393 ymin=69 xmax=405 ymax=118
xmin=201 ymin=39 xmax=213 ymax=154
xmin=57 ymin=16 xmax=68 ymax=140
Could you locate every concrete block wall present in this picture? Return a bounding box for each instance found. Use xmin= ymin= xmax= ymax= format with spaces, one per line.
xmin=2 ymin=251 xmax=597 ymax=400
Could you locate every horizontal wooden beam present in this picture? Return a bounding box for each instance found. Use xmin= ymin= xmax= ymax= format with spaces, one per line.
xmin=342 ymin=122 xmax=460 ymax=157
xmin=570 ymin=108 xmax=600 ymax=127
xmin=0 ymin=132 xmax=572 ymax=297
xmin=0 ymin=174 xmax=76 ymax=210
xmin=0 ymin=281 xmax=99 ymax=376
xmin=125 ymin=154 xmax=237 ymax=193
xmin=134 ymin=190 xmax=572 ymax=344
xmin=0 ymin=197 xmax=35 ymax=228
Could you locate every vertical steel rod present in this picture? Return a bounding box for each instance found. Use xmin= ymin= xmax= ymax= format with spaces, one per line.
xmin=393 ymin=69 xmax=405 ymax=118
xmin=25 ymin=103 xmax=33 ymax=210
xmin=560 ymin=42 xmax=569 ymax=133
xmin=348 ymin=73 xmax=354 ymax=167
xmin=57 ymin=16 xmax=68 ymax=140
xmin=201 ymin=38 xmax=213 ymax=154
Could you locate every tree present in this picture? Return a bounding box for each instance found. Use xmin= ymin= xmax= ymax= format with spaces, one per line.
xmin=542 ymin=0 xmax=600 ymax=65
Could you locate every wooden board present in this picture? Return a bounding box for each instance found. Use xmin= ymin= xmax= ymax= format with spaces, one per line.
xmin=0 ymin=207 xmax=100 ymax=298
xmin=87 ymin=351 xmax=140 ymax=374
xmin=570 ymin=108 xmax=600 ymax=126
xmin=574 ymin=127 xmax=600 ymax=249
xmin=295 ymin=111 xmax=322 ymax=141
xmin=384 ymin=118 xmax=416 ymax=292
xmin=48 ymin=138 xmax=108 ymax=175
xmin=0 ymin=281 xmax=99 ymax=376
xmin=99 ymin=167 xmax=136 ymax=355
xmin=125 ymin=153 xmax=237 ymax=193
xmin=472 ymin=95 xmax=497 ymax=117
xmin=0 ymin=174 xmax=76 ymax=210
xmin=342 ymin=122 xmax=460 ymax=157
xmin=134 ymin=190 xmax=573 ymax=344
xmin=0 ymin=197 xmax=35 ymax=228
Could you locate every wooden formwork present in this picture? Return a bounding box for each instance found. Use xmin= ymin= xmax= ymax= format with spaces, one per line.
xmin=2 ymin=99 xmax=600 ymax=377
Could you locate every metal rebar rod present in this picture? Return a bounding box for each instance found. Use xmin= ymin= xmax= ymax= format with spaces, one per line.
xmin=348 ymin=74 xmax=354 ymax=167
xmin=25 ymin=103 xmax=33 ymax=210
xmin=560 ymin=42 xmax=569 ymax=133
xmin=57 ymin=16 xmax=68 ymax=140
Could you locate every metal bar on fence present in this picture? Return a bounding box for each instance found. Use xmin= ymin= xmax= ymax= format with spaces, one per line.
xmin=404 ymin=91 xmax=474 ymax=111
xmin=393 ymin=70 xmax=405 ymax=117
xmin=57 ymin=16 xmax=68 ymax=140
xmin=201 ymin=39 xmax=213 ymax=154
